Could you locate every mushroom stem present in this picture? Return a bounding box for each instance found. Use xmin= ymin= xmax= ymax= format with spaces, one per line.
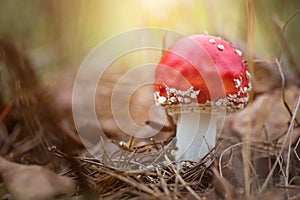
xmin=175 ymin=112 xmax=217 ymax=162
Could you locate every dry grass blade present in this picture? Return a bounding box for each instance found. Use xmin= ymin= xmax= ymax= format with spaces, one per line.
xmin=245 ymin=0 xmax=255 ymax=197
xmin=276 ymin=58 xmax=300 ymax=126
xmin=275 ymin=9 xmax=300 ymax=126
xmin=272 ymin=16 xmax=298 ymax=72
xmin=286 ymin=90 xmax=300 ymax=185
xmin=260 ymin=89 xmax=300 ymax=193
xmin=293 ymin=137 xmax=300 ymax=162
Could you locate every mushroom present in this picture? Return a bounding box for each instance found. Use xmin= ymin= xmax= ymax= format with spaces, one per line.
xmin=154 ymin=34 xmax=251 ymax=162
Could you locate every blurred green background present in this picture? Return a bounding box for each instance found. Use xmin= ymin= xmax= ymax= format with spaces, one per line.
xmin=0 ymin=0 xmax=299 ymax=73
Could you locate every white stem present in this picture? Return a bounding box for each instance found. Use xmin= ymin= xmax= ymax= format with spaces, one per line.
xmin=175 ymin=112 xmax=217 ymax=162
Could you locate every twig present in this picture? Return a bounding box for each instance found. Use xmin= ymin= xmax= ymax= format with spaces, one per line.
xmin=218 ymin=142 xmax=249 ymax=177
xmin=165 ymin=155 xmax=201 ymax=200
xmin=91 ymin=165 xmax=161 ymax=198
xmin=128 ymin=135 xmax=135 ymax=150
xmin=278 ymin=9 xmax=300 ymax=68
xmin=276 ymin=58 xmax=300 ymax=126
xmin=155 ymin=167 xmax=171 ymax=196
xmin=272 ymin=15 xmax=298 ymax=71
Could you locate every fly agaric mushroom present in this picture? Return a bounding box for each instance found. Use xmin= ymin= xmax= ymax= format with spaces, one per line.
xmin=154 ymin=34 xmax=251 ymax=161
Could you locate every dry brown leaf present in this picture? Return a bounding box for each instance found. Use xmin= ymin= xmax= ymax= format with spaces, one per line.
xmin=0 ymin=157 xmax=76 ymax=200
xmin=251 ymin=60 xmax=283 ymax=94
xmin=224 ymin=85 xmax=300 ymax=143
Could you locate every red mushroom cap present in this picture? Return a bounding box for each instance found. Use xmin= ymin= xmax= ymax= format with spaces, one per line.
xmin=154 ymin=34 xmax=251 ymax=114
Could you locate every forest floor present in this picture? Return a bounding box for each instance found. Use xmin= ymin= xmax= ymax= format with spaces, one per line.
xmin=0 ymin=34 xmax=300 ymax=200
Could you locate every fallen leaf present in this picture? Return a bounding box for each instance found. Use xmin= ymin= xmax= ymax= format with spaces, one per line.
xmin=251 ymin=60 xmax=283 ymax=94
xmin=224 ymin=85 xmax=300 ymax=143
xmin=0 ymin=157 xmax=76 ymax=200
